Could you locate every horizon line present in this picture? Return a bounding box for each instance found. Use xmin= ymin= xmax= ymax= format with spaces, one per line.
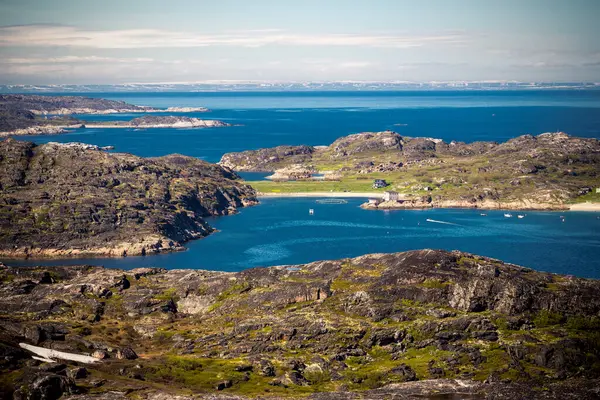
xmin=2 ymin=80 xmax=600 ymax=86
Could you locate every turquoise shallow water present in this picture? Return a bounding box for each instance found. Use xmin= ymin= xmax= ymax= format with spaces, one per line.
xmin=5 ymin=91 xmax=600 ymax=277
xmin=5 ymin=199 xmax=600 ymax=278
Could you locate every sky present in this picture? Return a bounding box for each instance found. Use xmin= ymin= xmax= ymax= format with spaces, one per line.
xmin=0 ymin=0 xmax=599 ymax=84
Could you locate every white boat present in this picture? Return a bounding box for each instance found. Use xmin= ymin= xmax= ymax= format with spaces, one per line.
xmin=309 ymin=209 xmax=314 ymax=215
xmin=504 ymin=213 xmax=513 ymax=218
xmin=517 ymin=215 xmax=525 ymax=219
xmin=480 ymin=213 xmax=487 ymax=216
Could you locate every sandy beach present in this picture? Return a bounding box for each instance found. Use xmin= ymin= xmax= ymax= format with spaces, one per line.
xmin=569 ymin=202 xmax=600 ymax=211
xmin=257 ymin=192 xmax=383 ymax=198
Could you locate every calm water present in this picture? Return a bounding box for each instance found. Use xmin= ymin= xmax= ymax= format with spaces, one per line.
xmin=5 ymin=199 xmax=600 ymax=278
xmin=6 ymin=91 xmax=600 ymax=277
xmin=17 ymin=91 xmax=600 ymax=163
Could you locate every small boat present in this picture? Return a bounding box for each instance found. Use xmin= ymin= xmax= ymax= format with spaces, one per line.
xmin=504 ymin=213 xmax=513 ymax=218
xmin=309 ymin=209 xmax=314 ymax=215
xmin=480 ymin=213 xmax=487 ymax=216
xmin=517 ymin=215 xmax=525 ymax=219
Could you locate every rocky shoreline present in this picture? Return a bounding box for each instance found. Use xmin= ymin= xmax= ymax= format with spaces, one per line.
xmin=361 ymin=198 xmax=570 ymax=211
xmin=84 ymin=116 xmax=230 ymax=129
xmin=0 ymin=124 xmax=77 ymax=137
xmin=30 ymin=106 xmax=210 ymax=115
xmin=0 ymin=234 xmax=185 ymax=259
xmin=1 ymin=249 xmax=599 ymax=399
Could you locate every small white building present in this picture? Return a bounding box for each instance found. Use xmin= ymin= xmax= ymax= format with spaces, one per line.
xmin=383 ymin=191 xmax=399 ymax=202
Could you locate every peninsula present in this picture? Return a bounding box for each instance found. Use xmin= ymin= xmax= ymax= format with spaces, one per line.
xmin=0 ymin=95 xmax=220 ymax=136
xmin=220 ymin=131 xmax=600 ymax=210
xmin=83 ymin=115 xmax=229 ymax=129
xmin=1 ymin=249 xmax=599 ymax=398
xmin=0 ymin=94 xmax=209 ymax=116
xmin=0 ymin=139 xmax=257 ymax=258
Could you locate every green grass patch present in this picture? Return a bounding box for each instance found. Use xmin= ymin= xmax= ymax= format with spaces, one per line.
xmin=533 ymin=310 xmax=564 ymax=328
xmin=419 ymin=279 xmax=452 ymax=289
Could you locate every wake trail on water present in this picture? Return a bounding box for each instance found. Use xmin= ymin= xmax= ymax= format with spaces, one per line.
xmin=426 ymin=219 xmax=460 ymax=226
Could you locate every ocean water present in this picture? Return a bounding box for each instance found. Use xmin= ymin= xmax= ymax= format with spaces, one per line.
xmin=5 ymin=199 xmax=600 ymax=278
xmin=18 ymin=91 xmax=600 ymax=163
xmin=6 ymin=91 xmax=600 ymax=277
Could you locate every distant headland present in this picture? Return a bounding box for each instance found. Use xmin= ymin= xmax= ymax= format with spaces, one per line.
xmin=0 ymin=94 xmax=222 ymax=136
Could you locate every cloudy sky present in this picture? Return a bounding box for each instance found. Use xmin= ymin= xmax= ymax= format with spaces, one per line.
xmin=0 ymin=0 xmax=599 ymax=84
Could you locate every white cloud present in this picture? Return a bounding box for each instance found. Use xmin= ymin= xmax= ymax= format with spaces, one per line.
xmin=0 ymin=24 xmax=466 ymax=49
xmin=1 ymin=56 xmax=154 ymax=64
xmin=338 ymin=61 xmax=372 ymax=69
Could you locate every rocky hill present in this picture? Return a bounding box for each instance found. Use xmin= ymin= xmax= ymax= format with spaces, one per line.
xmin=220 ymin=145 xmax=315 ymax=172
xmin=220 ymin=131 xmax=600 ymax=208
xmin=0 ymin=139 xmax=257 ymax=258
xmin=1 ymin=249 xmax=599 ymax=398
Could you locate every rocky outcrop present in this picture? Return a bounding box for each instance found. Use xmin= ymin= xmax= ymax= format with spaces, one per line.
xmin=163 ymin=107 xmax=209 ymax=113
xmin=85 ymin=116 xmax=229 ymax=129
xmin=1 ymin=250 xmax=599 ymax=398
xmin=0 ymin=139 xmax=257 ymax=257
xmin=361 ymin=197 xmax=433 ymax=210
xmin=219 ymin=145 xmax=315 ymax=171
xmin=329 ymin=131 xmax=403 ymax=158
xmin=362 ymin=195 xmax=572 ymax=211
xmin=0 ymin=124 xmax=73 ymax=137
xmin=267 ymin=164 xmax=316 ymax=181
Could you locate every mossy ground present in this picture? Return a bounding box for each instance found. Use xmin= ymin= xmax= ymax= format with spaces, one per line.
xmin=2 ymin=253 xmax=600 ymax=397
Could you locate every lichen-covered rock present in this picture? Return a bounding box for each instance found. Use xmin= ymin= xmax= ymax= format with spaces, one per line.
xmin=116 ymin=347 xmax=138 ymax=360
xmin=219 ymin=145 xmax=315 ymax=171
xmin=329 ymin=131 xmax=403 ymax=158
xmin=1 ymin=250 xmax=600 ymax=398
xmin=0 ymin=139 xmax=257 ymax=257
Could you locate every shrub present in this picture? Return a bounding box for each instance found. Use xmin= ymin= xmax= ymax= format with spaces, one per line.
xmin=533 ymin=310 xmax=563 ymax=328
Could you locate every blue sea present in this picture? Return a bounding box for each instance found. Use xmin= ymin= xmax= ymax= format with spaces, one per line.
xmin=19 ymin=91 xmax=600 ymax=163
xmin=7 ymin=91 xmax=600 ymax=278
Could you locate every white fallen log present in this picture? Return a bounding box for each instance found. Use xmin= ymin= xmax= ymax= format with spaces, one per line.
xmin=19 ymin=343 xmax=100 ymax=364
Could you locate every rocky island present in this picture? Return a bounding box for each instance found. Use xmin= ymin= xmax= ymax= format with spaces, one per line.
xmin=220 ymin=131 xmax=600 ymax=210
xmin=1 ymin=249 xmax=599 ymax=398
xmin=84 ymin=115 xmax=230 ymax=129
xmin=0 ymin=95 xmax=221 ymax=137
xmin=0 ymin=139 xmax=257 ymax=258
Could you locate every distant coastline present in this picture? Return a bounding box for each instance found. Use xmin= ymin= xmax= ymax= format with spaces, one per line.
xmin=3 ymin=82 xmax=600 ymax=93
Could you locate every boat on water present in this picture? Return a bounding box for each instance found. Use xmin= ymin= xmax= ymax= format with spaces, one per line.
xmin=309 ymin=209 xmax=314 ymax=215
xmin=480 ymin=213 xmax=487 ymax=216
xmin=517 ymin=215 xmax=525 ymax=219
xmin=504 ymin=213 xmax=513 ymax=218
